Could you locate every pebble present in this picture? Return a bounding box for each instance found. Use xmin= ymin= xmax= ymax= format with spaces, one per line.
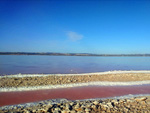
xmin=86 ymin=103 xmax=92 ymax=108
xmin=74 ymin=103 xmax=80 ymax=109
xmin=61 ymin=110 xmax=67 ymax=113
xmin=69 ymin=102 xmax=74 ymax=106
xmin=0 ymin=96 xmax=150 ymax=113
xmin=85 ymin=108 xmax=90 ymax=112
xmin=70 ymin=110 xmax=76 ymax=113
xmin=135 ymin=97 xmax=147 ymax=101
xmin=65 ymin=103 xmax=70 ymax=109
xmin=107 ymin=102 xmax=113 ymax=108
xmin=93 ymin=100 xmax=99 ymax=105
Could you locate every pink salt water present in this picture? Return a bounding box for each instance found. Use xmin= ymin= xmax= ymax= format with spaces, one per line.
xmin=0 ymin=85 xmax=150 ymax=107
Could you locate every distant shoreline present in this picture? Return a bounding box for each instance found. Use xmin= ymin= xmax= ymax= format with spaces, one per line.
xmin=0 ymin=52 xmax=150 ymax=57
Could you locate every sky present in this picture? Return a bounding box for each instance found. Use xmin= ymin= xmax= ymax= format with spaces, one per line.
xmin=0 ymin=0 xmax=150 ymax=54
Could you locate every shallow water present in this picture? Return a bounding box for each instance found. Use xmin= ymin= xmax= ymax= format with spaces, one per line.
xmin=0 ymin=85 xmax=150 ymax=106
xmin=1 ymin=55 xmax=150 ymax=75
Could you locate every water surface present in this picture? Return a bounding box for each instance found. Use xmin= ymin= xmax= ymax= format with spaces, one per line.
xmin=1 ymin=55 xmax=150 ymax=75
xmin=0 ymin=85 xmax=150 ymax=106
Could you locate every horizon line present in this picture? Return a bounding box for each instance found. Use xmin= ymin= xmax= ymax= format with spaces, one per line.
xmin=0 ymin=52 xmax=150 ymax=56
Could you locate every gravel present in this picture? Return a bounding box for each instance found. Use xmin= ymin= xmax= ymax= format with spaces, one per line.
xmin=0 ymin=96 xmax=150 ymax=113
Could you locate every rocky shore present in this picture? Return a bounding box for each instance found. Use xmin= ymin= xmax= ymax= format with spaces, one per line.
xmin=1 ymin=73 xmax=150 ymax=88
xmin=0 ymin=96 xmax=150 ymax=113
xmin=0 ymin=71 xmax=150 ymax=112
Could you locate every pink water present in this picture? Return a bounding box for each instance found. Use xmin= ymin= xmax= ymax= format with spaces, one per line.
xmin=0 ymin=85 xmax=150 ymax=106
xmin=1 ymin=55 xmax=150 ymax=75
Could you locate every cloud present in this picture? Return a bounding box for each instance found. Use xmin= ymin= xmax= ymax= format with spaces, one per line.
xmin=67 ymin=31 xmax=83 ymax=41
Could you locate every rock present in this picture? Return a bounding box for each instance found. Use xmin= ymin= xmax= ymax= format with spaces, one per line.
xmin=53 ymin=110 xmax=60 ymax=113
xmin=119 ymin=99 xmax=124 ymax=103
xmin=106 ymin=108 xmax=111 ymax=112
xmin=74 ymin=103 xmax=80 ymax=109
xmin=76 ymin=111 xmax=82 ymax=113
xmin=86 ymin=103 xmax=92 ymax=108
xmin=74 ymin=80 xmax=77 ymax=82
xmin=67 ymin=80 xmax=71 ymax=82
xmin=102 ymin=101 xmax=106 ymax=104
xmin=135 ymin=97 xmax=147 ymax=101
xmin=85 ymin=112 xmax=90 ymax=113
xmin=69 ymin=102 xmax=74 ymax=106
xmin=101 ymin=105 xmax=108 ymax=111
xmin=54 ymin=108 xmax=61 ymax=111
xmin=61 ymin=110 xmax=68 ymax=113
xmin=91 ymin=105 xmax=97 ymax=110
xmin=1 ymin=96 xmax=150 ymax=113
xmin=107 ymin=102 xmax=113 ymax=108
xmin=111 ymin=99 xmax=118 ymax=105
xmin=124 ymin=108 xmax=129 ymax=112
xmin=75 ymin=108 xmax=83 ymax=112
xmin=70 ymin=110 xmax=76 ymax=113
xmin=61 ymin=110 xmax=71 ymax=113
xmin=125 ymin=104 xmax=130 ymax=108
xmin=85 ymin=108 xmax=90 ymax=112
xmin=81 ymin=104 xmax=86 ymax=108
xmin=65 ymin=103 xmax=70 ymax=109
xmin=60 ymin=105 xmax=65 ymax=110
xmin=32 ymin=109 xmax=37 ymax=112
xmin=37 ymin=108 xmax=47 ymax=113
xmin=93 ymin=100 xmax=99 ymax=105
xmin=23 ymin=110 xmax=30 ymax=113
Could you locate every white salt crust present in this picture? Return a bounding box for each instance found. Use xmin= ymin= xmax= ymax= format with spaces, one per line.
xmin=0 ymin=80 xmax=150 ymax=92
xmin=1 ymin=70 xmax=150 ymax=78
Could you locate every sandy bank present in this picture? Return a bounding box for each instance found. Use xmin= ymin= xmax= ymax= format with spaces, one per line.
xmin=0 ymin=81 xmax=150 ymax=92
xmin=0 ymin=71 xmax=150 ymax=112
xmin=0 ymin=71 xmax=150 ymax=92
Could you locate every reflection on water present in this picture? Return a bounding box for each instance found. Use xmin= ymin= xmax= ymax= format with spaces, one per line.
xmin=0 ymin=55 xmax=150 ymax=75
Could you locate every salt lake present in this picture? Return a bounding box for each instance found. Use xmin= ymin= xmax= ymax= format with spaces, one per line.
xmin=1 ymin=55 xmax=150 ymax=75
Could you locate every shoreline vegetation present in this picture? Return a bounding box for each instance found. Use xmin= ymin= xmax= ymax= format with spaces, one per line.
xmin=1 ymin=52 xmax=150 ymax=56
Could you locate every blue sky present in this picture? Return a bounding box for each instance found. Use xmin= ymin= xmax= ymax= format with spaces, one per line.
xmin=0 ymin=0 xmax=150 ymax=54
